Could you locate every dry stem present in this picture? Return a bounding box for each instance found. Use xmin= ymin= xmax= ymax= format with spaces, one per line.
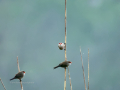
xmin=0 ymin=78 xmax=6 ymax=90
xmin=17 ymin=56 xmax=23 ymax=90
xmin=64 ymin=0 xmax=67 ymax=90
xmin=88 ymin=49 xmax=89 ymax=90
xmin=64 ymin=69 xmax=66 ymax=90
xmin=67 ymin=67 xmax=72 ymax=90
xmin=80 ymin=47 xmax=86 ymax=90
xmin=17 ymin=56 xmax=20 ymax=72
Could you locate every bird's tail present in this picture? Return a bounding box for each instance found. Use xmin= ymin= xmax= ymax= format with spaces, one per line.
xmin=54 ymin=65 xmax=59 ymax=69
xmin=10 ymin=77 xmax=15 ymax=81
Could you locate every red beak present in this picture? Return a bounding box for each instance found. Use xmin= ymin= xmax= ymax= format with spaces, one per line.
xmin=59 ymin=43 xmax=62 ymax=45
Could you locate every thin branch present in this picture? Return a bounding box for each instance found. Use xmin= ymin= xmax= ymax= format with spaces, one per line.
xmin=17 ymin=56 xmax=23 ymax=90
xmin=80 ymin=47 xmax=86 ymax=90
xmin=65 ymin=0 xmax=66 ymax=45
xmin=0 ymin=78 xmax=6 ymax=90
xmin=20 ymin=81 xmax=23 ymax=90
xmin=64 ymin=0 xmax=67 ymax=61
xmin=17 ymin=56 xmax=20 ymax=72
xmin=64 ymin=69 xmax=66 ymax=90
xmin=67 ymin=67 xmax=72 ymax=90
xmin=88 ymin=49 xmax=89 ymax=90
xmin=64 ymin=0 xmax=67 ymax=90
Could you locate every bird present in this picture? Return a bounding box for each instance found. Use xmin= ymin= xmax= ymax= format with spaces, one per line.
xmin=58 ymin=43 xmax=66 ymax=50
xmin=10 ymin=71 xmax=25 ymax=81
xmin=54 ymin=61 xmax=72 ymax=69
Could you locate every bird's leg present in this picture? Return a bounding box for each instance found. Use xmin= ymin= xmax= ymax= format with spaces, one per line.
xmin=20 ymin=79 xmax=22 ymax=82
xmin=64 ymin=43 xmax=66 ymax=50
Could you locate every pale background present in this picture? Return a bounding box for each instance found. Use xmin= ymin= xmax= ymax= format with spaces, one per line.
xmin=0 ymin=0 xmax=120 ymax=90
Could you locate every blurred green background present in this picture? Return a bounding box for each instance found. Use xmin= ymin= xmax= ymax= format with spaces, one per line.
xmin=0 ymin=0 xmax=120 ymax=90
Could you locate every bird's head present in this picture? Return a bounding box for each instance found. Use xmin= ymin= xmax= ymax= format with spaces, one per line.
xmin=22 ymin=71 xmax=25 ymax=75
xmin=68 ymin=61 xmax=72 ymax=65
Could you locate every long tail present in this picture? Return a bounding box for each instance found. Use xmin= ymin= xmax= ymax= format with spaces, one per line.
xmin=10 ymin=77 xmax=15 ymax=81
xmin=54 ymin=65 xmax=59 ymax=69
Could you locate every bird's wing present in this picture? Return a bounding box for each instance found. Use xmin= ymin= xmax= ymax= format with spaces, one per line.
xmin=60 ymin=61 xmax=67 ymax=67
xmin=15 ymin=72 xmax=23 ymax=78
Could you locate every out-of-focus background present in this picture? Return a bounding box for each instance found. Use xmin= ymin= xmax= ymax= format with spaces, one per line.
xmin=0 ymin=0 xmax=120 ymax=90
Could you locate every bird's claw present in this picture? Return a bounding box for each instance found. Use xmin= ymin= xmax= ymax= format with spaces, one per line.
xmin=64 ymin=43 xmax=66 ymax=50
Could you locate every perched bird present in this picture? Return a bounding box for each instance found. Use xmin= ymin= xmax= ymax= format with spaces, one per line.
xmin=54 ymin=61 xmax=72 ymax=69
xmin=10 ymin=71 xmax=25 ymax=81
xmin=58 ymin=43 xmax=66 ymax=50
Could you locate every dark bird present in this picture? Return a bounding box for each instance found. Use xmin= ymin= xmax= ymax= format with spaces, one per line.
xmin=10 ymin=71 xmax=25 ymax=81
xmin=54 ymin=61 xmax=72 ymax=69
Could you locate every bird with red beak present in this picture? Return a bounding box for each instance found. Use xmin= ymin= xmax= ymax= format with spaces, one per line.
xmin=58 ymin=43 xmax=65 ymax=50
xmin=10 ymin=71 xmax=25 ymax=81
xmin=54 ymin=61 xmax=72 ymax=69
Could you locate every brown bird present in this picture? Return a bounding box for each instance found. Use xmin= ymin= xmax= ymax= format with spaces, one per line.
xmin=10 ymin=71 xmax=25 ymax=81
xmin=54 ymin=61 xmax=72 ymax=69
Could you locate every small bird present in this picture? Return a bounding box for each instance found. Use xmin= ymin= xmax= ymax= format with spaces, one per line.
xmin=10 ymin=71 xmax=25 ymax=81
xmin=58 ymin=43 xmax=66 ymax=50
xmin=54 ymin=61 xmax=72 ymax=69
